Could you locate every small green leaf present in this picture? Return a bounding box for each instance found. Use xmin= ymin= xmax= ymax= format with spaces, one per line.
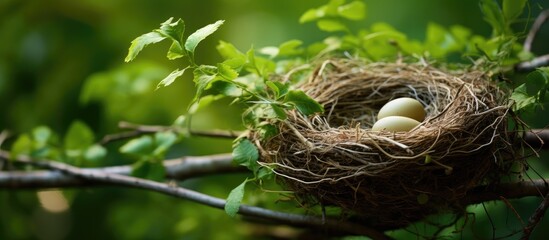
xmin=257 ymin=167 xmax=273 ymax=180
xmin=11 ymin=134 xmax=32 ymax=158
xmin=125 ymin=32 xmax=166 ymax=62
xmin=64 ymin=120 xmax=94 ymax=150
xmin=270 ymin=105 xmax=287 ymax=120
xmin=84 ymin=144 xmax=107 ymax=162
xmin=278 ymin=39 xmax=304 ymax=56
xmin=225 ymin=180 xmax=247 ymax=217
xmin=284 ymin=90 xmax=324 ymax=116
xmin=217 ymin=41 xmax=245 ymax=60
xmin=167 ymin=41 xmax=186 ymax=60
xmin=33 ymin=126 xmax=53 ymax=146
xmin=185 ymin=20 xmax=225 ymax=55
xmin=156 ymin=18 xmax=185 ymax=43
xmin=526 ymin=70 xmax=549 ymax=96
xmin=511 ymin=83 xmax=538 ymax=111
xmin=217 ymin=62 xmax=239 ymax=80
xmin=232 ymin=138 xmax=259 ymax=171
xmin=267 ymin=81 xmax=290 ymax=98
xmin=153 ymin=131 xmax=177 ymax=156
xmin=192 ymin=66 xmax=218 ymax=102
xmin=120 ymin=136 xmax=154 ymax=155
xmin=503 ymin=0 xmax=527 ymax=22
xmin=480 ymin=0 xmax=508 ymax=36
xmin=424 ymin=155 xmax=432 ymax=164
xmin=338 ymin=1 xmax=366 ymax=20
xmin=317 ymin=19 xmax=348 ymax=32
xmin=188 ymin=95 xmax=224 ymax=114
xmin=157 ymin=67 xmax=189 ymax=90
xmin=207 ymin=81 xmax=242 ymax=97
xmin=299 ymin=8 xmax=322 ymax=23
xmin=257 ymin=123 xmax=278 ymax=140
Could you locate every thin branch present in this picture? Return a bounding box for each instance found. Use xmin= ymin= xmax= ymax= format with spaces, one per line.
xmin=188 ymin=129 xmax=242 ymax=139
xmin=0 ymin=152 xmax=391 ymax=240
xmin=0 ymin=151 xmax=241 ymax=188
xmin=523 ymin=9 xmax=549 ymax=53
xmin=515 ymin=9 xmax=549 ymax=72
xmin=114 ymin=121 xmax=241 ymax=141
xmin=521 ymin=190 xmax=549 ymax=239
xmin=464 ymin=179 xmax=548 ymax=205
xmin=515 ymin=54 xmax=549 ymax=72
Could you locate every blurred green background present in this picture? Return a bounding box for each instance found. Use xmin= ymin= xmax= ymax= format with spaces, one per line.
xmin=1 ymin=0 xmax=549 ymax=239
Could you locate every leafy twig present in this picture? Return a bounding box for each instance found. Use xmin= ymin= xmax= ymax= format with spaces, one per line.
xmin=0 ymin=151 xmax=391 ymax=240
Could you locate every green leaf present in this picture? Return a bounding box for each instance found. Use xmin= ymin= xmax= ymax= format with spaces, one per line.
xmin=217 ymin=63 xmax=239 ymax=80
xmin=207 ymin=81 xmax=242 ymax=97
xmin=155 ymin=18 xmax=185 ymax=43
xmin=157 ymin=67 xmax=189 ymax=90
xmin=299 ymin=9 xmax=322 ymax=23
xmin=185 ymin=20 xmax=225 ymax=55
xmin=257 ymin=123 xmax=278 ymax=140
xmin=33 ymin=126 xmax=53 ymax=146
xmin=125 ymin=32 xmax=166 ymax=62
xmin=160 ymin=69 xmax=188 ymax=89
xmin=11 ymin=134 xmax=32 ymax=158
xmin=84 ymin=144 xmax=107 ymax=162
xmin=232 ymin=138 xmax=259 ymax=171
xmin=132 ymin=160 xmax=165 ymax=181
xmin=317 ymin=19 xmax=348 ymax=32
xmin=188 ymin=94 xmax=224 ymax=114
xmin=225 ymin=180 xmax=247 ymax=217
xmin=338 ymin=1 xmax=366 ymax=20
xmin=167 ymin=41 xmax=186 ymax=60
xmin=217 ymin=41 xmax=245 ymax=59
xmin=270 ymin=105 xmax=287 ymax=120
xmin=526 ymin=70 xmax=548 ymax=96
xmin=284 ymin=90 xmax=324 ymax=116
xmin=153 ymin=131 xmax=177 ymax=157
xmin=278 ymin=39 xmax=304 ymax=56
xmin=503 ymin=0 xmax=527 ymax=22
xmin=266 ymin=81 xmax=289 ymax=98
xmin=192 ymin=66 xmax=218 ymax=102
xmin=120 ymin=136 xmax=154 ymax=156
xmin=511 ymin=83 xmax=537 ymax=111
xmin=64 ymin=120 xmax=94 ymax=150
xmin=480 ymin=0 xmax=508 ymax=36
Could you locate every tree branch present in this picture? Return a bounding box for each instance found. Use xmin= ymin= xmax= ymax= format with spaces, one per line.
xmin=515 ymin=9 xmax=549 ymax=72
xmin=523 ymin=9 xmax=549 ymax=53
xmin=515 ymin=54 xmax=549 ymax=72
xmin=0 ymin=151 xmax=391 ymax=240
xmin=0 ymin=151 xmax=241 ymax=188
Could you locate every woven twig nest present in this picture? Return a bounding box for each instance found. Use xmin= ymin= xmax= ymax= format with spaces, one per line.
xmin=255 ymin=59 xmax=517 ymax=227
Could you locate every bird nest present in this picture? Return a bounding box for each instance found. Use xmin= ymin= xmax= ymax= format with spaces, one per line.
xmin=254 ymin=59 xmax=518 ymax=227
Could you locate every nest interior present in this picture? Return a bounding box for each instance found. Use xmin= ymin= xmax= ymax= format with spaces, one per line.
xmin=256 ymin=60 xmax=516 ymax=227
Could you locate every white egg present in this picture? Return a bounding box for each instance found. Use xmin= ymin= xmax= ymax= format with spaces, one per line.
xmin=377 ymin=97 xmax=426 ymax=122
xmin=371 ymin=116 xmax=421 ymax=132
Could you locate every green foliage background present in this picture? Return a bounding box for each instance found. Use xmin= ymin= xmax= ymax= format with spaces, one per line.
xmin=1 ymin=0 xmax=549 ymax=239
